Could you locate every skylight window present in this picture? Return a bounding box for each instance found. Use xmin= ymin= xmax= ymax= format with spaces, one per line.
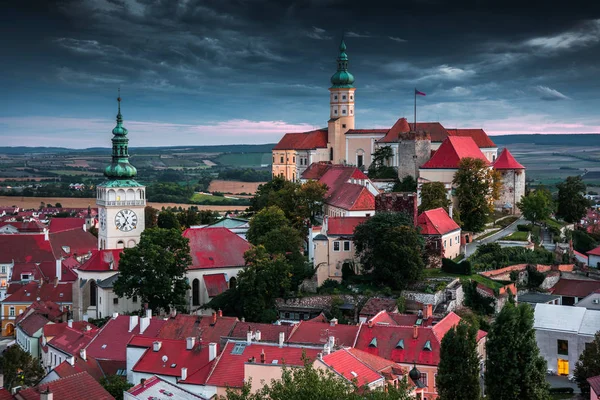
xmin=231 ymin=343 xmax=246 ymax=355
xmin=416 ymin=318 xmax=423 ymax=326
xmin=369 ymin=338 xmax=377 ymax=348
xmin=395 ymin=339 xmax=404 ymax=349
xmin=101 ymin=344 xmax=107 ymax=349
xmin=423 ymin=340 xmax=432 ymax=351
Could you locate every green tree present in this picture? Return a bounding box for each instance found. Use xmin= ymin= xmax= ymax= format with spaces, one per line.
xmin=296 ymin=180 xmax=328 ymax=226
xmin=354 ymin=212 xmax=425 ymax=289
xmin=516 ymin=188 xmax=552 ymax=225
xmin=462 ymin=280 xmax=496 ymax=315
xmin=419 ymin=181 xmax=451 ymax=213
xmin=574 ymin=331 xmax=600 ymax=394
xmin=0 ymin=345 xmax=45 ymax=389
xmin=485 ymin=303 xmax=550 ymax=400
xmin=453 ymin=157 xmax=501 ymax=232
xmin=114 ymin=228 xmax=191 ymax=313
xmin=100 ymin=375 xmax=133 ymax=400
xmin=88 ymin=225 xmax=98 ymax=238
xmin=55 ymin=202 xmax=62 ymax=208
xmin=556 ymin=176 xmax=590 ymax=223
xmin=437 ymin=321 xmax=481 ymax=400
xmin=572 ymin=229 xmax=598 ymax=253
xmin=157 ymin=209 xmax=180 ymax=230
xmin=247 ymin=207 xmax=302 ymax=252
xmin=368 ymin=146 xmax=397 ymax=179
xmin=145 ymin=205 xmax=159 ymax=229
xmin=392 ymin=175 xmax=417 ymax=192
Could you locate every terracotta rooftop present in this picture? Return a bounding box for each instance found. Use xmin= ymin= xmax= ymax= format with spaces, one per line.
xmin=49 ymin=228 xmax=97 ymax=258
xmin=77 ymin=249 xmax=122 ymax=272
xmin=48 ymin=217 xmax=86 ymax=233
xmin=17 ymin=313 xmax=50 ymax=337
xmin=588 ymin=375 xmax=600 ymax=395
xmin=326 ymin=216 xmax=369 ymax=236
xmin=4 ymin=281 xmax=73 ymax=304
xmin=492 ymin=148 xmax=525 ymax=170
xmin=52 ymin=355 xmax=107 ymax=382
xmin=158 ymin=314 xmax=238 ymax=344
xmin=550 ymin=279 xmax=600 ymax=298
xmin=320 ymin=347 xmax=384 ymax=387
xmin=203 ymin=273 xmax=228 ymax=297
xmin=378 ymin=117 xmax=411 ymax=143
xmin=16 ymin=372 xmax=113 ymax=400
xmin=421 ymin=136 xmax=489 ymax=169
xmin=183 ymin=227 xmax=250 ymax=270
xmin=288 ymin=321 xmax=360 ymax=347
xmin=228 ymin=321 xmax=295 ymax=343
xmin=48 ymin=324 xmax=100 ymax=356
xmin=447 ymin=128 xmax=496 ymax=148
xmin=272 ymin=129 xmax=328 ymax=150
xmin=417 ymin=207 xmax=460 ymax=236
xmin=127 ymin=375 xmax=208 ymax=399
xmin=0 ymin=234 xmax=55 ymax=264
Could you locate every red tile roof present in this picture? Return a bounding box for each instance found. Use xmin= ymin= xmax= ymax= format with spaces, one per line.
xmin=43 ymin=321 xmax=95 ymax=339
xmin=492 ymin=148 xmax=525 ymax=170
xmin=288 ymin=321 xmax=359 ymax=347
xmin=587 ymin=245 xmax=600 ymax=256
xmin=301 ymin=162 xmax=333 ymax=180
xmin=345 ymin=129 xmax=388 ymax=135
xmin=203 ymin=273 xmax=228 ymax=297
xmin=346 ymin=347 xmax=399 ymax=373
xmin=11 ymin=261 xmax=76 ymax=284
xmin=22 ymin=300 xmax=65 ymax=322
xmin=447 ymin=129 xmax=496 ymax=148
xmin=52 ymin=356 xmax=106 ymax=382
xmin=48 ymin=218 xmax=85 ymax=233
xmin=4 ymin=281 xmax=72 ymax=304
xmin=18 ymin=313 xmax=50 ymax=336
xmin=0 ymin=220 xmax=45 ymax=233
xmin=158 ymin=314 xmax=238 ymax=343
xmin=0 ymin=389 xmax=12 ymax=400
xmin=77 ymin=249 xmax=121 ymax=272
xmin=272 ymin=129 xmax=328 ymax=150
xmin=431 ymin=312 xmax=461 ymax=342
xmin=228 ymin=321 xmax=295 ymax=343
xmin=206 ymin=342 xmax=320 ymax=388
xmin=183 ymin=227 xmax=250 ymax=270
xmin=86 ymin=315 xmax=166 ymax=362
xmin=0 ymin=234 xmax=55 ymax=263
xmin=326 ymin=216 xmax=368 ymax=236
xmin=127 ymin=375 xmax=207 ymax=399
xmin=378 ymin=118 xmax=411 ymax=143
xmin=48 ymin=325 xmax=99 ymax=356
xmin=417 ymin=208 xmax=460 ymax=235
xmin=321 ymin=348 xmax=383 ymax=386
xmin=550 ymin=279 xmax=600 ymax=298
xmin=329 ymin=184 xmax=376 ymax=211
xmin=49 ymin=229 xmax=97 ymax=258
xmin=415 ymin=122 xmax=451 ymax=142
xmin=588 ymin=375 xmax=600 ymax=395
xmin=421 ymin=136 xmax=489 ymax=169
xmin=16 ymin=372 xmax=113 ymax=400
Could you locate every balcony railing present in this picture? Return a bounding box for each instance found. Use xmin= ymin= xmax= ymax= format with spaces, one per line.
xmin=96 ymin=200 xmax=146 ymax=206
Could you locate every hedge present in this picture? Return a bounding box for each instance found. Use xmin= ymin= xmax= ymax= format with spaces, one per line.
xmin=441 ymin=258 xmax=473 ymax=275
xmin=517 ymin=224 xmax=533 ymax=232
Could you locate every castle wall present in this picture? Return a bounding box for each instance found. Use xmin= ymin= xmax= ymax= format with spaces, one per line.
xmin=375 ymin=193 xmax=418 ymax=225
xmin=494 ymin=169 xmax=526 ymax=214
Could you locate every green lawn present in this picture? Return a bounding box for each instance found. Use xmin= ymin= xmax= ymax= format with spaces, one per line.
xmin=422 ymin=269 xmax=506 ymax=290
xmin=190 ymin=193 xmax=233 ymax=203
xmin=502 ymin=231 xmax=530 ymax=241
xmin=495 ymin=216 xmax=520 ymax=229
xmin=477 ymin=229 xmax=501 ymax=240
xmin=543 ymin=218 xmax=568 ymax=230
xmin=215 ymin=153 xmax=272 ymax=167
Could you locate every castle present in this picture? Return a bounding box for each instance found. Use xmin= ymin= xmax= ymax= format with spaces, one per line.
xmin=272 ymin=40 xmax=525 ymax=214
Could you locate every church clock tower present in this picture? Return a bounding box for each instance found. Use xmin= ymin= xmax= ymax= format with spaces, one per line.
xmin=96 ymin=95 xmax=145 ymax=250
xmin=328 ymin=39 xmax=355 ymax=164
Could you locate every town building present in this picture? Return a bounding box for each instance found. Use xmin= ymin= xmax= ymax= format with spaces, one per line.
xmin=14 ymin=371 xmax=113 ymax=400
xmin=416 ymin=208 xmax=461 ymax=259
xmin=588 ymin=375 xmax=600 ymax=400
xmin=534 ymin=303 xmax=600 ymax=376
xmin=43 ymin=320 xmax=100 ymax=372
xmin=550 ymin=279 xmax=600 ymax=306
xmin=574 ymin=289 xmax=600 ymax=311
xmin=125 ymin=375 xmax=208 ymax=400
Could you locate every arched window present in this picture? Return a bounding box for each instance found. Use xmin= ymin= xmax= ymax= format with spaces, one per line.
xmin=192 ymin=279 xmax=200 ymax=306
xmin=117 ymin=240 xmax=124 ymax=249
xmin=229 ymin=277 xmax=237 ymax=290
xmin=90 ymin=280 xmax=97 ymax=307
xmin=330 ymin=148 xmax=334 ymax=161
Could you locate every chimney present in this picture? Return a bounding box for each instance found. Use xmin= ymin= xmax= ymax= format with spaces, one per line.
xmin=55 ymin=259 xmax=62 ymax=282
xmin=413 ymin=325 xmax=418 ymax=339
xmin=146 ymin=309 xmax=152 ymax=319
xmin=67 ymin=319 xmax=73 ymax=328
xmin=129 ymin=315 xmax=139 ymax=332
xmin=186 ymin=337 xmax=195 ymax=350
xmin=67 ymin=356 xmax=75 ymax=366
xmin=278 ymin=332 xmax=285 ymax=348
xmin=85 ymin=324 xmax=92 ymax=332
xmin=328 ymin=336 xmax=335 ymax=349
xmin=44 ymin=228 xmax=49 ymax=241
xmin=255 ymin=330 xmax=261 ymax=341
xmin=112 ymin=312 xmax=118 ymax=319
xmin=40 ymin=388 xmax=53 ymax=400
xmin=424 ymin=304 xmax=433 ymax=320
xmin=448 ymin=204 xmax=453 ymax=219
xmin=330 ymin=318 xmax=338 ymax=326
xmin=82 ymin=314 xmax=89 ymax=322
xmin=180 ymin=367 xmax=187 ymax=381
xmin=218 ymin=309 xmax=222 ymax=317
xmin=260 ymin=349 xmax=265 ymax=364
xmin=209 ymin=342 xmax=217 ymax=362
xmin=139 ymin=316 xmax=150 ymax=335
xmin=246 ymin=329 xmax=253 ymax=345
xmin=211 ymin=311 xmax=217 ymax=325
xmin=80 ymin=348 xmax=86 ymax=361
xmin=368 ymin=320 xmax=374 ymax=328
xmin=153 ymin=341 xmax=162 ymax=352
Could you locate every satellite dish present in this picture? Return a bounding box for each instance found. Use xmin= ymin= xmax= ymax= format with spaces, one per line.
xmin=162 ymin=355 xmax=168 ymax=363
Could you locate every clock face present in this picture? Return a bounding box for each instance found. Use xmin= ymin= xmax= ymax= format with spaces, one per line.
xmin=115 ymin=209 xmax=138 ymax=232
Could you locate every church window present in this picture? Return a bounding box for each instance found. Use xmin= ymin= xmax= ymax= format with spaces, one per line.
xmin=330 ymin=148 xmax=334 ymax=161
xmin=113 ymin=298 xmax=118 ymax=305
xmin=280 ymin=156 xmax=284 ymax=163
xmin=132 ymin=296 xmax=137 ymax=303
xmin=357 ymin=155 xmax=364 ymax=168
xmin=229 ymin=277 xmax=237 ymax=290
xmin=342 ymin=95 xmax=346 ymax=100
xmin=90 ymin=281 xmax=97 ymax=307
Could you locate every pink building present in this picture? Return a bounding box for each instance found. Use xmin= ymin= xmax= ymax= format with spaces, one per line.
xmin=588 ymin=375 xmax=600 ymax=400
xmin=416 ymin=208 xmax=461 ymax=259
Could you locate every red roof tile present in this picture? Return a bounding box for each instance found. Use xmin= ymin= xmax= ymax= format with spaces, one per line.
xmin=43 ymin=321 xmax=95 ymax=339
xmin=16 ymin=372 xmax=113 ymax=400
xmin=421 ymin=136 xmax=489 ymax=169
xmin=0 ymin=220 xmax=45 ymax=233
xmin=52 ymin=356 xmax=106 ymax=382
xmin=288 ymin=321 xmax=359 ymax=347
xmin=48 ymin=218 xmax=86 ymax=233
xmin=326 ymin=216 xmax=368 ymax=236
xmin=447 ymin=129 xmax=496 ymax=148
xmin=415 ymin=122 xmax=451 ymax=142
xmin=588 ymin=375 xmax=600 ymax=395
xmin=77 ymin=249 xmax=121 ymax=272
xmin=183 ymin=227 xmax=250 ymax=270
xmin=431 ymin=312 xmax=461 ymax=342
xmin=587 ymin=245 xmax=600 ymax=256
xmin=203 ymin=274 xmax=229 ymax=297
xmin=301 ymin=162 xmax=333 ymax=180
xmin=158 ymin=314 xmax=238 ymax=343
xmin=49 ymin=229 xmax=97 ymax=258
xmin=18 ymin=313 xmax=50 ymax=336
xmin=206 ymin=342 xmax=320 ymax=388
xmin=378 ymin=118 xmax=411 ymax=143
xmin=345 ymin=129 xmax=388 ymax=135
xmin=0 ymin=235 xmax=55 ymax=264
xmin=4 ymin=281 xmax=72 ymax=304
xmin=328 ymin=184 xmax=375 ymax=211
xmin=48 ymin=325 xmax=99 ymax=356
xmin=0 ymin=389 xmax=12 ymax=400
xmin=273 ymin=129 xmax=328 ymax=150
xmin=321 ymin=348 xmax=383 ymax=386
xmin=21 ymin=301 xmax=65 ymax=322
xmin=346 ymin=347 xmax=399 ymax=372
xmin=228 ymin=321 xmax=295 ymax=343
xmin=492 ymin=148 xmax=525 ymax=170
xmin=550 ymin=279 xmax=600 ymax=298
xmin=86 ymin=315 xmax=166 ymax=362
xmin=127 ymin=375 xmax=207 ymax=399
xmin=417 ymin=208 xmax=460 ymax=235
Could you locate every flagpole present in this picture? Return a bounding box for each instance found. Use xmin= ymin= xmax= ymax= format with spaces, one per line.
xmin=414 ymin=88 xmax=417 ymax=132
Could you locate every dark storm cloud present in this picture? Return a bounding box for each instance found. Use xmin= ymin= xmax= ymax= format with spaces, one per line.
xmin=2 ymin=0 xmax=600 ymax=146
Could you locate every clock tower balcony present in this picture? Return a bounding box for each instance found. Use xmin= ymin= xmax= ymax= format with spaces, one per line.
xmin=96 ymin=199 xmax=146 ymax=207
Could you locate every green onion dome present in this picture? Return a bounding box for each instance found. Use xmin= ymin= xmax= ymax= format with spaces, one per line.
xmin=330 ymin=39 xmax=355 ymax=88
xmin=104 ymin=96 xmax=137 ymax=179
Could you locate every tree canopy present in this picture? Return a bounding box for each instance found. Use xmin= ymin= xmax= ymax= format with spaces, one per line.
xmin=516 ymin=187 xmax=552 ymax=225
xmin=485 ymin=303 xmax=550 ymax=400
xmin=469 ymin=242 xmax=554 ymax=270
xmin=392 ymin=175 xmax=417 ymax=193
xmin=437 ymin=321 xmax=481 ymax=400
xmin=100 ymin=375 xmax=133 ymax=400
xmin=0 ymin=345 xmax=45 ymax=390
xmin=556 ymin=176 xmax=590 ymax=223
xmin=419 ymin=181 xmax=451 ymax=213
xmin=353 ymin=212 xmax=425 ymax=289
xmin=114 ymin=228 xmax=192 ymax=313
xmin=453 ymin=157 xmax=501 ymax=232
xmin=368 ymin=146 xmax=398 ymax=179
xmin=144 ymin=205 xmax=158 ymax=229
xmin=574 ymin=331 xmax=600 ymax=394
xmin=157 ymin=209 xmax=181 ymax=230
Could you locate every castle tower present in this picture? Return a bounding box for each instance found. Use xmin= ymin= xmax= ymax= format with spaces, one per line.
xmin=96 ymin=94 xmax=146 ymax=250
xmin=492 ymin=148 xmax=526 ymax=215
xmin=328 ymin=39 xmax=355 ymax=164
xmin=397 ymin=130 xmax=431 ymax=181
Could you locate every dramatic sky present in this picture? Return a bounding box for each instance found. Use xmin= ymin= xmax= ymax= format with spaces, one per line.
xmin=2 ymin=0 xmax=600 ymax=148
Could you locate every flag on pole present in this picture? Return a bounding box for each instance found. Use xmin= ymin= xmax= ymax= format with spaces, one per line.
xmin=415 ymin=89 xmax=426 ymax=96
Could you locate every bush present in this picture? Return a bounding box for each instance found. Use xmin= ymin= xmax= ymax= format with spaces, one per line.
xmin=517 ymin=224 xmax=533 ymax=232
xmin=318 ymin=279 xmax=342 ymax=294
xmin=441 ymin=258 xmax=473 ymax=275
xmin=548 ymin=387 xmax=574 ymax=394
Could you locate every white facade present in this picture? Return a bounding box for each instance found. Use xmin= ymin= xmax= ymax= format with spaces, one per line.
xmin=329 ymin=88 xmax=356 ymax=120
xmin=96 ymin=186 xmax=146 ymax=250
xmin=186 ymin=267 xmax=243 ymax=310
xmin=16 ymin=323 xmax=45 ymax=359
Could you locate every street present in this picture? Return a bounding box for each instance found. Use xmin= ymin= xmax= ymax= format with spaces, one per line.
xmin=465 ymin=216 xmax=525 ymax=257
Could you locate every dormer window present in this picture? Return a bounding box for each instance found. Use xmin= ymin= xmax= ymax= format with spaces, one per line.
xmin=369 ymin=338 xmax=377 ymax=348
xmin=395 ymin=339 xmax=404 ymax=349
xmin=423 ymin=340 xmax=432 ymax=351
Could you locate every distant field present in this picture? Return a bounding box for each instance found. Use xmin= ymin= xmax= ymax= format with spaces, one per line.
xmin=215 ymin=153 xmax=271 ymax=167
xmin=0 ymin=196 xmax=248 ymax=211
xmin=208 ymin=180 xmax=265 ymax=194
xmin=49 ymin=170 xmax=103 ymax=176
xmin=190 ymin=193 xmax=232 ymax=203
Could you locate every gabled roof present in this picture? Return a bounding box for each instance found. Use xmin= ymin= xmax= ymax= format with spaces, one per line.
xmin=203 ymin=273 xmax=228 ymax=297
xmin=228 ymin=321 xmax=295 ymax=343
xmin=587 ymin=245 xmax=600 ymax=256
xmin=128 ymin=375 xmax=208 ymax=399
xmin=326 ymin=216 xmax=368 ymax=236
xmin=272 ymin=129 xmax=328 ymax=150
xmin=415 ymin=122 xmax=451 ymax=142
xmin=417 ymin=208 xmax=460 ymax=236
xmin=320 ymin=348 xmax=384 ymax=387
xmin=328 ymin=184 xmax=375 ymax=211
xmin=287 ymin=321 xmax=360 ymax=347
xmin=588 ymin=375 xmax=600 ymax=395
xmin=431 ymin=312 xmax=461 ymax=342
xmin=550 ymin=279 xmax=600 ymax=298
xmin=378 ymin=118 xmax=411 ymax=143
xmin=183 ymin=227 xmax=250 ymax=270
xmin=49 ymin=229 xmax=97 ymax=258
xmin=86 ymin=315 xmax=165 ymax=362
xmin=0 ymin=234 xmax=55 ymax=263
xmin=48 ymin=324 xmax=99 ymax=356
xmin=18 ymin=313 xmax=50 ymax=337
xmin=77 ymin=249 xmax=121 ymax=272
xmin=48 ymin=218 xmax=85 ymax=233
xmin=492 ymin=148 xmax=525 ymax=170
xmin=158 ymin=314 xmax=238 ymax=343
xmin=447 ymin=128 xmax=496 ymax=148
xmin=0 ymin=220 xmax=45 ymax=233
xmin=52 ymin=355 xmax=107 ymax=382
xmin=206 ymin=341 xmax=320 ymax=388
xmin=421 ymin=136 xmax=489 ymax=169
xmin=43 ymin=321 xmax=95 ymax=339
xmin=16 ymin=372 xmax=113 ymax=400
xmin=4 ymin=281 xmax=73 ymax=304
xmin=301 ymin=162 xmax=333 ymax=180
